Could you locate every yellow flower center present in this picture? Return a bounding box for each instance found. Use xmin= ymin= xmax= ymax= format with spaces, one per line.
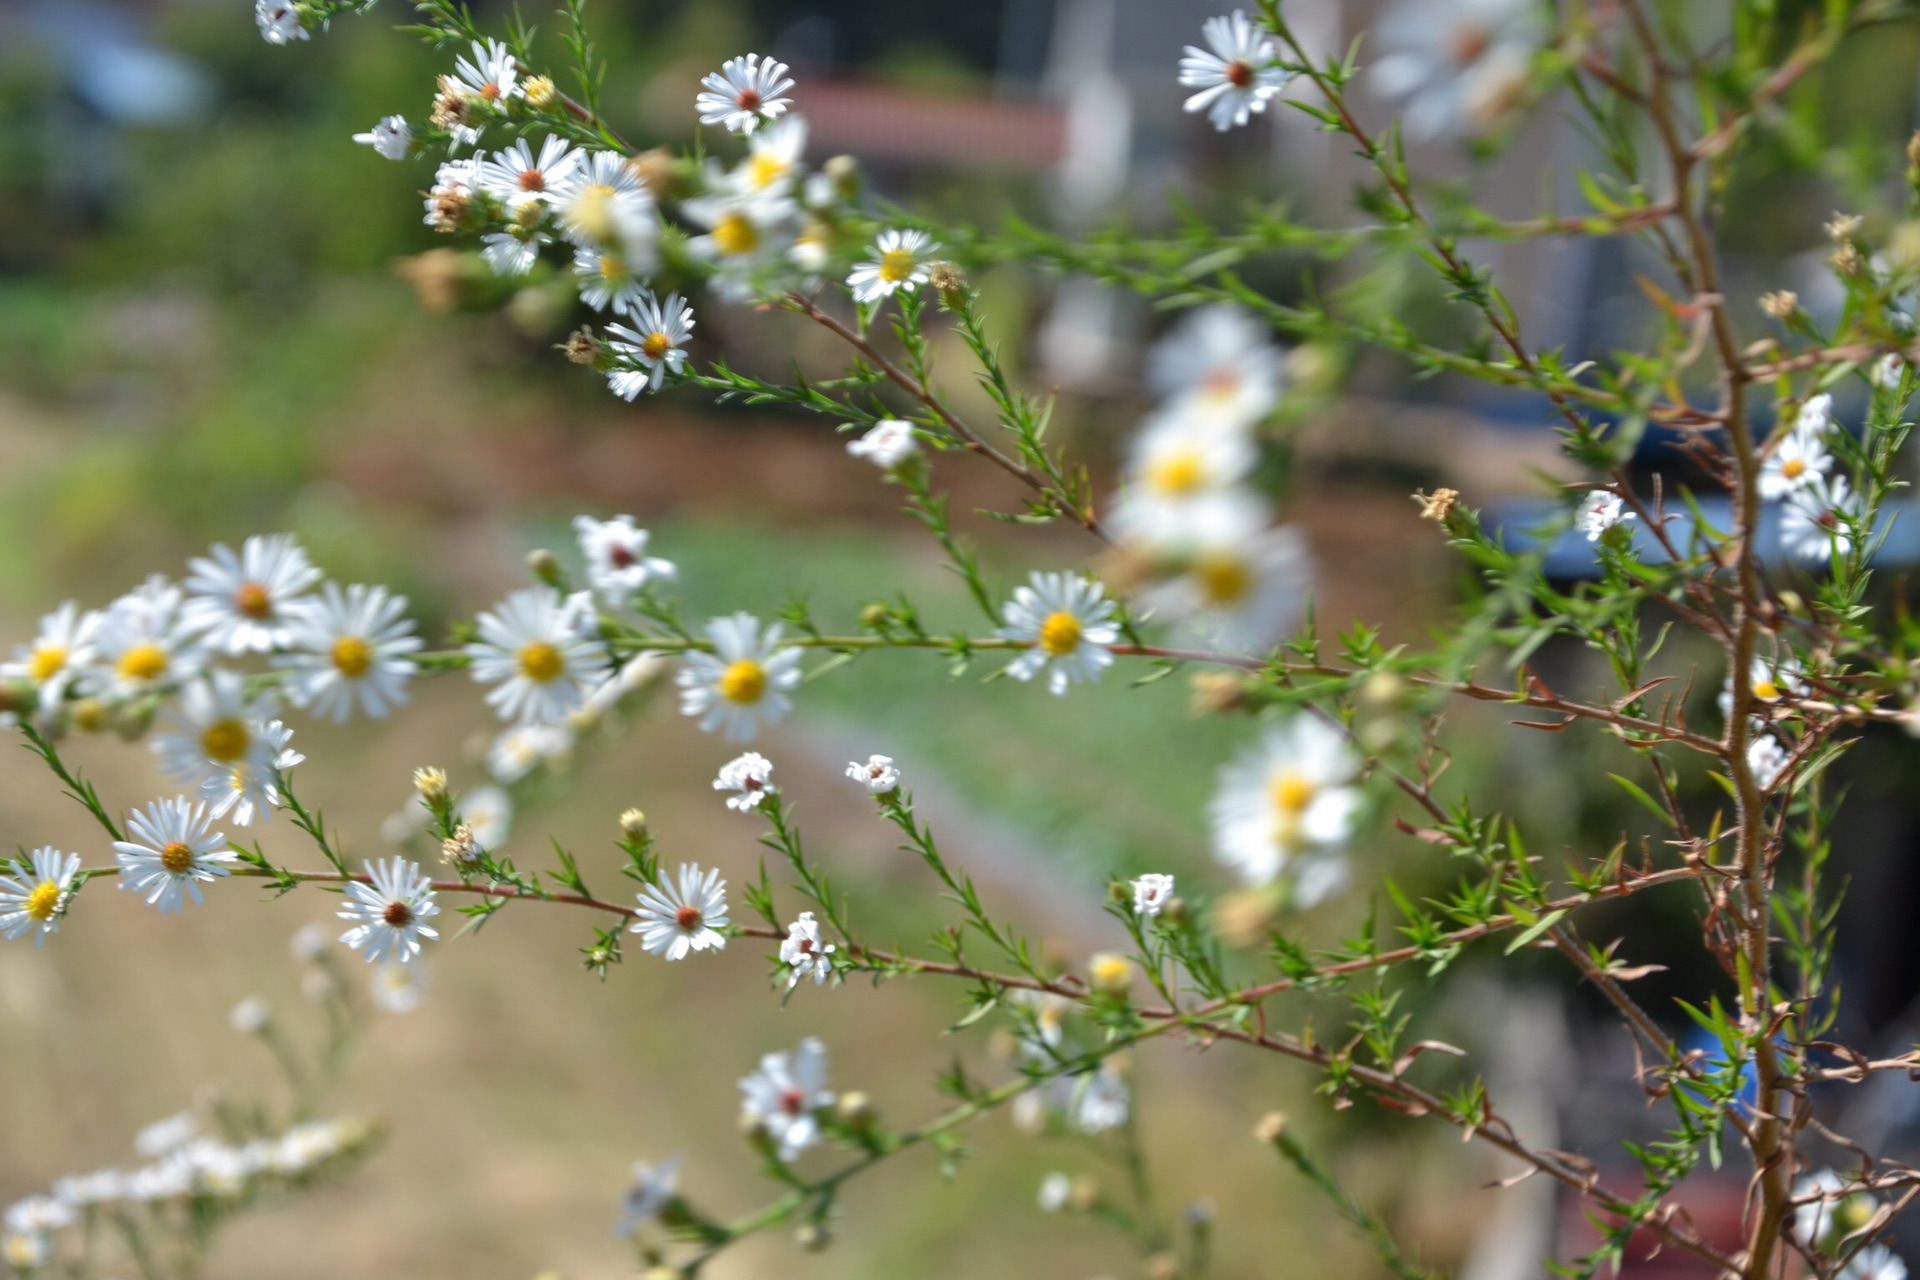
xmin=640 ymin=330 xmax=673 ymax=361
xmin=27 ymin=645 xmax=66 ymax=682
xmin=1782 ymin=457 xmax=1806 ymax=480
xmin=719 ymin=659 xmax=767 ymax=704
xmin=1146 ymin=448 xmax=1207 ymax=497
xmin=1194 ymin=552 xmax=1253 ymax=606
xmin=597 ymin=252 xmax=629 ymax=284
xmin=712 ymin=212 xmax=759 ymax=258
xmin=202 ymin=719 xmax=250 ymax=763
xmin=160 ymin=842 xmax=195 ymax=874
xmin=234 ymin=582 xmax=273 ymax=619
xmin=518 ymin=641 xmax=564 ymax=684
xmin=1038 ymin=611 xmax=1082 ymax=656
xmin=24 ymin=881 xmax=60 ymax=922
xmin=571 ymin=184 xmax=616 ymax=243
xmin=331 ymin=636 xmax=373 ymax=678
xmin=1271 ymin=771 xmax=1316 ymax=816
xmin=1752 ymin=677 xmax=1780 ymax=702
xmin=748 ymin=152 xmax=790 ymax=189
xmin=117 ymin=642 xmax=169 ymax=681
xmin=878 ymin=248 xmax=917 ymax=283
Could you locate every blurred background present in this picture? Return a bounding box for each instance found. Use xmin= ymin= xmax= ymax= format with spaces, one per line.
xmin=3 ymin=1 xmax=1920 ymax=1276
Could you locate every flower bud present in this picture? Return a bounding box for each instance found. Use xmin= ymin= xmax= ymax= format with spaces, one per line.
xmin=795 ymin=1222 xmax=831 ymax=1252
xmin=835 ymin=1091 xmax=875 ymax=1131
xmin=0 ymin=681 xmax=32 ymax=717
xmin=229 ymin=995 xmax=270 ymax=1035
xmin=927 ymin=260 xmax=967 ymax=307
xmin=413 ymin=767 xmax=449 ymax=806
xmin=619 ymin=808 xmax=649 ymax=837
xmin=824 ymin=153 xmax=861 ymax=198
xmin=1088 ymin=952 xmax=1133 ymax=997
xmin=1253 ymin=1110 xmax=1288 ymax=1144
xmin=522 ymin=75 xmax=557 ymax=109
xmin=527 ymin=548 xmax=563 ymax=587
xmin=631 ymin=148 xmax=678 ymax=197
xmin=1162 ymin=896 xmax=1191 ymax=928
xmin=859 ymin=603 xmax=891 ymax=630
xmin=1825 ymin=211 xmax=1864 ymax=243
xmin=1189 ymin=671 xmax=1249 ymax=716
xmin=561 ymin=327 xmax=601 ymax=366
xmin=441 ymin=824 xmax=481 ymax=869
xmin=69 ymin=698 xmax=109 ymax=734
xmin=1067 ymin=1175 xmax=1100 ymax=1213
xmin=1759 ymin=290 xmax=1799 ymax=320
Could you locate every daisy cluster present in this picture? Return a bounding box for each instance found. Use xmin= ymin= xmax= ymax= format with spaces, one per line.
xmin=1110 ymin=304 xmax=1314 ymax=658
xmin=2 ymin=1111 xmax=374 ymax=1270
xmin=1792 ymin=1170 xmax=1910 ymax=1280
xmin=1006 ymin=992 xmax=1131 ymax=1137
xmin=1763 ymin=393 xmax=1866 ymax=565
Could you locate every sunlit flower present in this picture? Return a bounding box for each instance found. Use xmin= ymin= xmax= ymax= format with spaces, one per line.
xmin=573 ymin=247 xmax=647 ymax=314
xmin=255 ymin=1 xmax=306 ymax=44
xmin=556 ymin=150 xmax=657 ymax=253
xmin=779 ymin=911 xmax=837 ymax=988
xmin=423 ymin=157 xmax=480 ymax=232
xmin=1145 ymin=305 xmax=1283 ymax=429
xmin=478 ymin=136 xmax=581 ymax=210
xmin=574 ymin=514 xmax=677 ymax=604
xmin=731 ymin=115 xmax=809 ymax=199
xmin=605 ymin=290 xmax=697 ymax=398
xmin=739 ymin=1037 xmax=834 ymax=1160
xmin=152 ymin=671 xmax=282 ymax=793
xmin=352 ymin=116 xmax=412 ymax=160
xmin=1210 ymin=716 xmax=1362 ymax=900
xmin=846 ymin=419 xmax=919 ymax=469
xmin=1368 ymin=0 xmax=1541 ymax=139
xmin=372 ymin=960 xmax=428 ymax=1013
xmin=845 ymin=754 xmax=900 ymax=794
xmin=848 ymin=229 xmax=938 ymax=304
xmin=1139 ymin=523 xmax=1313 ymax=654
xmin=1761 ymin=396 xmax=1835 ymax=500
xmin=677 ymin=612 xmax=804 ymax=741
xmin=1748 ymin=734 xmax=1790 ymax=791
xmin=451 ymin=37 xmax=520 ymax=109
xmin=1843 ymin=1245 xmax=1907 ymax=1280
xmin=1069 ymin=1065 xmax=1130 ymax=1134
xmin=0 ymin=847 xmax=81 ymax=947
xmin=277 ymin=582 xmax=421 ymax=722
xmin=617 ymin=1156 xmax=683 ymax=1235
xmin=696 ymin=53 xmax=796 ymax=135
xmin=113 ymin=797 xmax=233 ymax=914
xmin=1575 ymin=489 xmax=1634 ymax=541
xmin=485 ymin=724 xmax=574 ymax=783
xmin=461 ymin=784 xmax=513 ymax=852
xmin=198 ymin=719 xmax=302 ymax=827
xmin=1782 ymin=474 xmax=1864 ymax=562
xmin=998 ymin=572 xmax=1120 ymax=696
xmin=1178 ymin=10 xmax=1292 ymax=131
xmin=480 ymin=222 xmax=549 ymax=276
xmin=338 ymin=858 xmax=441 ymax=965
xmin=467 ymin=588 xmax=608 ymax=725
xmin=134 ymin=1113 xmax=199 ymax=1158
xmin=714 ymin=751 xmax=777 ymax=812
xmin=181 ymin=534 xmax=323 ymax=655
xmin=1719 ymin=652 xmax=1804 ymax=721
xmin=1132 ymin=873 xmax=1175 ymax=918
xmin=682 ymin=193 xmax=796 ymax=300
xmin=83 ymin=576 xmax=205 ymax=703
xmin=1038 ymin=1172 xmax=1072 ymax=1212
xmin=1 ymin=601 xmax=102 ymax=717
xmin=631 ymin=863 xmax=730 ymax=960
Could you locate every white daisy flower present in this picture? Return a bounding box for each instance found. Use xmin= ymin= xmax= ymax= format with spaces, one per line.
xmin=555 ymin=150 xmax=658 ymax=252
xmin=1368 ymin=0 xmax=1541 ymax=140
xmin=83 ymin=575 xmax=205 ymax=703
xmin=198 ymin=719 xmax=303 ymax=828
xmin=617 ymin=1156 xmax=682 ymax=1234
xmin=1038 ymin=1172 xmax=1072 ymax=1212
xmin=1793 ymin=1171 xmax=1850 ymax=1248
xmin=1140 ymin=521 xmax=1313 ymax=654
xmin=371 ymin=960 xmax=428 ymax=1013
xmin=846 ymin=420 xmax=919 ymax=469
xmin=676 ymin=612 xmax=804 ymax=741
xmin=181 ymin=534 xmax=323 ymax=655
xmin=847 ymin=228 xmax=938 ymax=304
xmin=779 ymin=911 xmax=836 ymax=988
xmin=605 ymin=290 xmax=697 ymax=398
xmin=255 ymin=1 xmax=306 ymax=44
xmin=574 ymin=514 xmax=677 ymax=604
xmin=1069 ymin=1065 xmax=1130 ymax=1134
xmin=998 ymin=572 xmax=1121 ymax=696
xmin=485 ymin=724 xmax=574 ymax=783
xmin=1843 ymin=1245 xmax=1907 ymax=1280
xmin=739 ymin=1037 xmax=834 ymax=1160
xmin=845 ymin=754 xmax=900 ymax=793
xmin=630 ymin=863 xmax=730 ymax=960
xmin=52 ymin=1169 xmax=127 ymax=1207
xmin=151 ymin=670 xmax=282 ymax=793
xmin=731 ymin=115 xmax=809 ymax=199
xmin=1576 ymin=489 xmax=1634 ymax=541
xmin=338 ymin=858 xmax=441 ymax=965
xmin=2 ymin=1230 xmax=49 ymax=1270
xmin=682 ymin=192 xmax=796 ymax=300
xmin=451 ymin=37 xmax=520 ymax=108
xmin=572 ymin=247 xmax=648 ymax=314
xmin=461 ymin=784 xmax=514 ymax=852
xmin=1760 ymin=400 xmax=1836 ymax=500
xmin=1875 ymin=353 xmax=1907 ymax=391
xmin=113 ymin=797 xmax=233 ymax=914
xmin=1748 ymin=735 xmax=1790 ymax=791
xmin=1718 ymin=652 xmax=1804 ymax=721
xmin=423 ymin=157 xmax=479 ymax=231
xmin=1 ymin=601 xmax=102 ymax=717
xmin=229 ymin=996 xmax=270 ymax=1034
xmin=3 ymin=1196 xmax=72 ymax=1236
xmin=1178 ymin=10 xmax=1293 ymax=131
xmin=714 ymin=751 xmax=777 ymax=812
xmin=696 ymin=53 xmax=796 ymax=135
xmin=467 ymin=587 xmax=609 ymax=725
xmin=352 ymin=115 xmax=412 ymax=161
xmin=1782 ymin=474 xmax=1864 ymax=561
xmin=1132 ymin=873 xmax=1175 ymax=918
xmin=481 ymin=226 xmax=548 ymax=276
xmin=1116 ymin=406 xmax=1257 ymax=515
xmin=135 ymin=1113 xmax=199 ymax=1158
xmin=276 ymin=582 xmax=422 ymax=723
xmin=0 ymin=847 xmax=81 ymax=947
xmin=1211 ymin=716 xmax=1362 ymax=897
xmin=1145 ymin=305 xmax=1283 ymax=429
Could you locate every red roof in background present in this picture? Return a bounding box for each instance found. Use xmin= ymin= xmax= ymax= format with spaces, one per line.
xmin=798 ymin=81 xmax=1067 ymax=171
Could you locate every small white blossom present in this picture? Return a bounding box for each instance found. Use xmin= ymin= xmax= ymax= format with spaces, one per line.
xmin=151 ymin=670 xmax=282 ymax=794
xmin=113 ymin=797 xmax=233 ymax=914
xmin=1843 ymin=1245 xmax=1908 ymax=1280
xmin=1576 ymin=489 xmax=1633 ymax=541
xmin=846 ymin=419 xmax=919 ymax=469
xmin=605 ymin=291 xmax=696 ymax=398
xmin=696 ymin=53 xmax=796 ymax=135
xmin=1131 ymin=873 xmax=1175 ymax=918
xmin=556 ymin=150 xmax=658 ymax=253
xmin=1782 ymin=474 xmax=1864 ymax=562
xmin=485 ymin=724 xmax=574 ymax=783
xmin=1761 ymin=396 xmax=1835 ymax=500
xmin=573 ymin=247 xmax=648 ymax=314
xmin=83 ymin=576 xmax=205 ymax=703
xmin=481 ymin=226 xmax=548 ymax=276
xmin=352 ymin=116 xmax=412 ymax=160
xmin=451 ymin=37 xmax=520 ymax=108
xmin=1038 ymin=1172 xmax=1072 ymax=1212
xmin=631 ymin=863 xmax=730 ymax=960
xmin=0 ymin=848 xmax=81 ymax=947
xmin=423 ymin=157 xmax=478 ymax=230
xmin=462 ymin=785 xmax=513 ymax=852
xmin=847 ymin=229 xmax=938 ymax=304
xmin=1211 ymin=716 xmax=1362 ymax=898
xmin=739 ymin=1037 xmax=834 ymax=1160
xmin=618 ymin=1156 xmax=682 ymax=1234
xmin=714 ymin=751 xmax=777 ymax=812
xmin=1 ymin=601 xmax=102 ymax=717
xmin=1138 ymin=521 xmax=1314 ymax=654
xmin=198 ymin=718 xmax=303 ymax=827
xmin=677 ymin=612 xmax=804 ymax=741
xmin=574 ymin=514 xmax=677 ymax=604
xmin=682 ymin=193 xmax=796 ymax=300
xmin=255 ymin=1 xmax=307 ymax=44
xmin=730 ymin=115 xmax=809 ymax=199
xmin=1178 ymin=10 xmax=1292 ymax=131
xmin=1793 ymin=1170 xmax=1850 ymax=1247
xmin=1146 ymin=305 xmax=1283 ymax=429
xmin=467 ymin=588 xmax=608 ymax=725
xmin=371 ymin=960 xmax=428 ymax=1013
xmin=229 ymin=996 xmax=270 ymax=1035
xmin=181 ymin=534 xmax=322 ymax=655
xmin=998 ymin=572 xmax=1120 ymax=696
xmin=1748 ymin=735 xmax=1790 ymax=791
xmin=845 ymin=754 xmax=900 ymax=794
xmin=338 ymin=858 xmax=440 ymax=965
xmin=1069 ymin=1065 xmax=1130 ymax=1134
xmin=277 ymin=582 xmax=422 ymax=722
xmin=1369 ymin=0 xmax=1541 ymax=140
xmin=3 ymin=1195 xmax=73 ymax=1236
xmin=779 ymin=911 xmax=837 ymax=988
xmin=134 ymin=1113 xmax=199 ymax=1159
